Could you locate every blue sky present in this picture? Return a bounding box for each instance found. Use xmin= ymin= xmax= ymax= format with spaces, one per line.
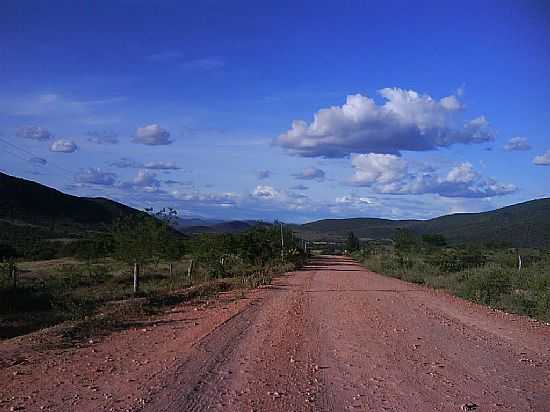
xmin=1 ymin=0 xmax=549 ymax=222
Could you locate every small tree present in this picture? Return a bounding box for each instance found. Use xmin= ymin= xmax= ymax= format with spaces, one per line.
xmin=394 ymin=228 xmax=418 ymax=253
xmin=345 ymin=231 xmax=360 ymax=253
xmin=112 ymin=208 xmax=182 ymax=291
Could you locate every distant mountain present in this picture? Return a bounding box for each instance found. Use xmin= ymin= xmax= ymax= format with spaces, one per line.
xmin=173 ymin=217 xmax=225 ymax=229
xmin=2 ymin=172 xmax=549 ymax=251
xmin=297 ymin=198 xmax=550 ymax=248
xmin=182 ymin=220 xmax=271 ymax=234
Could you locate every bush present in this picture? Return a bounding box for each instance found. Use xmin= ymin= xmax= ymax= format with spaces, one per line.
xmin=354 ymin=247 xmax=550 ymax=322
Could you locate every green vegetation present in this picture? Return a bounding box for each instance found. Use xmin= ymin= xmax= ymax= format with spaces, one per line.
xmin=345 ymin=231 xmax=360 ymax=252
xmin=352 ymin=234 xmax=550 ymax=322
xmin=0 ymin=212 xmax=307 ymax=341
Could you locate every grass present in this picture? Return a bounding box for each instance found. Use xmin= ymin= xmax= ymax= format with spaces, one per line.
xmin=353 ymin=248 xmax=550 ymax=322
xmin=0 ymin=257 xmax=296 ymax=341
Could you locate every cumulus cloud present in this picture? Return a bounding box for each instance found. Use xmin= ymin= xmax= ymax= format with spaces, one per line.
xmin=87 ymin=130 xmax=119 ymax=144
xmin=249 ymin=185 xmax=311 ymax=211
xmin=49 ymin=139 xmax=78 ymax=153
xmin=504 ymin=137 xmax=531 ymax=151
xmin=29 ymin=157 xmax=47 ymax=165
xmin=252 ymin=185 xmax=280 ymax=200
xmin=128 ymin=169 xmax=161 ymax=192
xmin=171 ymin=190 xmax=238 ymax=206
xmin=256 ymin=169 xmax=271 ymax=180
xmin=75 ymin=168 xmax=116 ymax=186
xmin=335 ymin=194 xmax=376 ymax=205
xmin=16 ymin=126 xmax=52 ymax=140
xmin=143 ymin=161 xmax=180 ymax=170
xmin=350 ymin=154 xmax=516 ymax=198
xmin=133 ymin=124 xmax=172 ymax=145
xmin=533 ymin=150 xmax=550 ymax=166
xmin=275 ymin=88 xmax=493 ymax=157
xmin=292 ymin=167 xmax=326 ymax=181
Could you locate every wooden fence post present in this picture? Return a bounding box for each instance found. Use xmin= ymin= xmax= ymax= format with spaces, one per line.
xmin=169 ymin=263 xmax=173 ymax=277
xmin=133 ymin=262 xmax=140 ymax=293
xmin=11 ymin=263 xmax=16 ymax=290
xmin=187 ymin=259 xmax=194 ymax=280
xmin=518 ymin=254 xmax=522 ymax=271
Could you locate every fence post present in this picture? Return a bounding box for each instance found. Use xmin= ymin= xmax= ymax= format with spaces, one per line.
xmin=11 ymin=263 xmax=17 ymax=290
xmin=133 ymin=262 xmax=140 ymax=293
xmin=169 ymin=263 xmax=173 ymax=277
xmin=518 ymin=254 xmax=522 ymax=271
xmin=187 ymin=259 xmax=194 ymax=280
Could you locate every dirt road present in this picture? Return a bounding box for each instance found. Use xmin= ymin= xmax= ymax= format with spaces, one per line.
xmin=140 ymin=256 xmax=549 ymax=411
xmin=2 ymin=255 xmax=549 ymax=411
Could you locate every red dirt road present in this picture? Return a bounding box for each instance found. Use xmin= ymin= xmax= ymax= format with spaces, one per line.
xmin=141 ymin=256 xmax=550 ymax=411
xmin=2 ymin=256 xmax=549 ymax=411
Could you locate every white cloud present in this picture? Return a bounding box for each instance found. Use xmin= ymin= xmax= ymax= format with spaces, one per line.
xmin=533 ymin=150 xmax=550 ymax=166
xmin=75 ymin=168 xmax=116 ymax=186
xmin=133 ymin=124 xmax=172 ymax=145
xmin=132 ymin=169 xmax=161 ymax=190
xmin=275 ymin=88 xmax=493 ymax=157
xmin=171 ymin=190 xmax=238 ymax=206
xmin=143 ymin=161 xmax=180 ymax=170
xmin=117 ymin=169 xmax=163 ymax=193
xmin=351 ymin=154 xmax=516 ymax=198
xmin=16 ymin=126 xmax=52 ymax=140
xmin=50 ymin=139 xmax=78 ymax=153
xmin=292 ymin=167 xmax=326 ymax=181
xmin=504 ymin=137 xmax=531 ymax=151
xmin=249 ymin=185 xmax=312 ymax=211
xmin=256 ymin=169 xmax=271 ymax=179
xmin=350 ymin=154 xmax=408 ymax=185
xmin=335 ymin=194 xmax=375 ymax=205
xmin=252 ymin=185 xmax=281 ymax=200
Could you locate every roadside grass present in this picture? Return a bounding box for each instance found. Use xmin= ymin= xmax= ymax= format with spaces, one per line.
xmin=0 ymin=258 xmax=296 ymax=342
xmin=353 ymin=249 xmax=550 ymax=322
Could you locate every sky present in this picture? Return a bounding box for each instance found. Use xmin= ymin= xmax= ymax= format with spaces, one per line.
xmin=1 ymin=0 xmax=549 ymax=223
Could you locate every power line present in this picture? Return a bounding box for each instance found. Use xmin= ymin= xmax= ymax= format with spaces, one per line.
xmin=0 ymin=136 xmax=76 ymax=177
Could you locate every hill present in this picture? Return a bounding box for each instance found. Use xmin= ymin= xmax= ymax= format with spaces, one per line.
xmin=0 ymin=172 xmax=139 ymax=226
xmin=0 ymin=172 xmax=145 ymax=258
xmin=297 ymin=198 xmax=550 ymax=248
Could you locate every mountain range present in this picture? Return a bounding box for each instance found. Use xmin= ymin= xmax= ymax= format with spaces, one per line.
xmin=1 ymin=171 xmax=549 ymax=249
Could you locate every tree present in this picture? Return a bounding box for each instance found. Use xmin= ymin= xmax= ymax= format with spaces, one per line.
xmin=112 ymin=209 xmax=183 ymax=291
xmin=394 ymin=228 xmax=418 ymax=253
xmin=422 ymin=233 xmax=447 ymax=248
xmin=345 ymin=231 xmax=360 ymax=252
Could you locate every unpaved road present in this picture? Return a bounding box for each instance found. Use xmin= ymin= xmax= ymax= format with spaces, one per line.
xmin=1 ymin=255 xmax=549 ymax=411
xmin=141 ymin=256 xmax=550 ymax=411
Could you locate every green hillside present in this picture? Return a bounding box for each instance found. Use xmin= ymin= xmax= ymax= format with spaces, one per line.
xmin=297 ymin=198 xmax=550 ymax=248
xmin=0 ymin=172 xmax=144 ymax=258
